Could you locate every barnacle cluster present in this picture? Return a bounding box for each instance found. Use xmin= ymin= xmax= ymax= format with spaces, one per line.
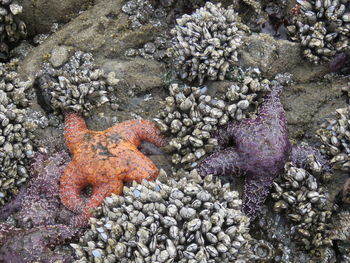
xmin=71 ymin=170 xmax=254 ymax=263
xmin=289 ymin=0 xmax=350 ymax=64
xmin=170 ymin=2 xmax=250 ymax=84
xmin=121 ymin=0 xmax=169 ymax=29
xmin=121 ymin=0 xmax=223 ymax=30
xmin=317 ymin=105 xmax=350 ymax=171
xmin=0 ymin=0 xmax=27 ymax=60
xmin=328 ymin=210 xmax=350 ymax=262
xmin=271 ymin=162 xmax=333 ymax=250
xmin=0 ymin=60 xmax=35 ymax=205
xmin=35 ymin=51 xmax=120 ymax=116
xmin=155 ymin=68 xmax=270 ymax=171
xmin=125 ymin=36 xmax=170 ymax=61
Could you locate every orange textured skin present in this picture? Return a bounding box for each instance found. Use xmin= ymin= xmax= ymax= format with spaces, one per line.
xmin=59 ymin=112 xmax=167 ymax=225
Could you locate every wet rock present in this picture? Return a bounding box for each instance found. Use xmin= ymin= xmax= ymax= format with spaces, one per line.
xmin=17 ymin=0 xmax=92 ymax=35
xmin=18 ymin=0 xmax=164 ymax=83
xmin=281 ymin=80 xmax=347 ymax=142
xmin=49 ymin=46 xmax=71 ymax=68
xmin=238 ymin=34 xmax=328 ymax=82
xmin=100 ymin=58 xmax=166 ymax=92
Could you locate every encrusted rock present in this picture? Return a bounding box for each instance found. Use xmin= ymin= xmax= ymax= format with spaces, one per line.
xmin=72 ymin=170 xmax=254 ymax=262
xmin=34 ymin=51 xmax=120 ymax=116
xmin=0 ymin=59 xmax=35 ymax=205
xmin=289 ymin=0 xmax=350 ymax=64
xmin=271 ymin=162 xmax=333 ymax=250
xmin=170 ymin=2 xmax=250 ymax=84
xmin=156 ymin=68 xmax=270 ymax=171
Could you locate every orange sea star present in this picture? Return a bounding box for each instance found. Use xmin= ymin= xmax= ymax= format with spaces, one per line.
xmin=59 ymin=112 xmax=166 ymax=225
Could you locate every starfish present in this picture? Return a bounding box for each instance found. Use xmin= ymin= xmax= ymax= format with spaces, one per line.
xmin=0 ymin=149 xmax=73 ymax=228
xmin=198 ymin=85 xmax=330 ymax=219
xmin=59 ymin=113 xmax=167 ymax=225
xmin=0 ymin=223 xmax=76 ymax=262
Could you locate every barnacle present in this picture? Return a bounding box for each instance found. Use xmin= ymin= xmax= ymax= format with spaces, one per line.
xmin=0 ymin=0 xmax=27 ymax=61
xmin=289 ymin=0 xmax=350 ymax=64
xmin=171 ymin=2 xmax=250 ymax=84
xmin=71 ymin=170 xmax=254 ymax=262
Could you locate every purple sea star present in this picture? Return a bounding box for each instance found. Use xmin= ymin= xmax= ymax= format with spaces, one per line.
xmin=0 ymin=223 xmax=76 ymax=263
xmin=0 ymin=139 xmax=79 ymax=262
xmin=0 ymin=149 xmax=74 ymax=227
xmin=198 ymin=84 xmax=330 ymax=219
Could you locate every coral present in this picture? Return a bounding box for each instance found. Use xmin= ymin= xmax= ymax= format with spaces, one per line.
xmin=155 ymin=68 xmax=270 ymax=170
xmin=59 ymin=112 xmax=167 ymax=226
xmin=288 ymin=0 xmax=350 ymax=64
xmin=0 ymin=0 xmax=27 ymax=61
xmin=71 ymin=169 xmax=255 ymax=262
xmin=198 ymin=84 xmax=330 ymax=219
xmin=0 ymin=59 xmax=36 ymax=205
xmin=0 ymin=223 xmax=77 ymax=263
xmin=170 ymin=2 xmax=250 ymax=84
xmin=35 ymin=51 xmax=120 ymax=116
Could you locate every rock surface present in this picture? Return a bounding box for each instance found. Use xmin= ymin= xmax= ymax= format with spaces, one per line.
xmin=14 ymin=0 xmax=348 ymax=165
xmin=18 ymin=0 xmax=165 ymax=83
xmin=282 ymin=79 xmax=348 ymax=142
xmin=14 ymin=0 xmax=349 ymax=215
xmin=17 ymin=0 xmax=92 ymax=35
xmin=238 ymin=34 xmax=329 ymax=82
xmin=0 ymin=0 xmax=349 ymax=260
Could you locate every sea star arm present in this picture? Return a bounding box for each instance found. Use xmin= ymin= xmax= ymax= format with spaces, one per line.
xmin=0 ymin=187 xmax=26 ymax=220
xmin=123 ymin=151 xmax=159 ymax=183
xmin=71 ymin=181 xmax=124 ymax=227
xmin=108 ymin=120 xmax=167 ymax=147
xmin=59 ymin=162 xmax=86 ymax=214
xmin=198 ymin=147 xmax=246 ymax=177
xmin=290 ymin=144 xmax=331 ymax=172
xmin=0 ymin=224 xmax=77 ymax=262
xmin=64 ymin=112 xmax=88 ymax=153
xmin=215 ymin=123 xmax=238 ymax=148
xmin=257 ymin=85 xmax=283 ymax=115
xmin=243 ymin=173 xmax=274 ymax=219
xmin=87 ymin=181 xmax=123 ymax=212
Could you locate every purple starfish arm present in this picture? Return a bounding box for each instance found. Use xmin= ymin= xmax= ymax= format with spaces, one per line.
xmin=290 ymin=145 xmax=332 ymax=172
xmin=199 ymin=85 xmax=292 ymax=219
xmin=243 ymin=173 xmax=274 ymax=218
xmin=220 ymin=84 xmax=291 ymax=178
xmin=215 ymin=86 xmax=284 ymax=147
xmin=215 ymin=124 xmax=238 ymax=148
xmin=198 ymin=147 xmax=246 ymax=177
xmin=0 ymin=224 xmax=77 ymax=263
xmin=257 ymin=84 xmax=283 ymax=115
xmin=0 ymin=187 xmax=27 ymax=220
